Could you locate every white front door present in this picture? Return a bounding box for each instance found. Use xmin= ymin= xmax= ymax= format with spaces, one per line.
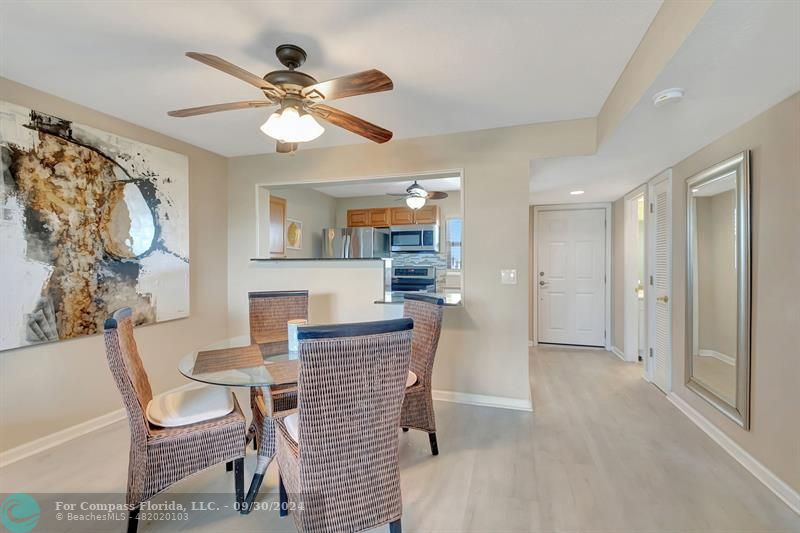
xmin=647 ymin=173 xmax=672 ymax=392
xmin=537 ymin=209 xmax=606 ymax=347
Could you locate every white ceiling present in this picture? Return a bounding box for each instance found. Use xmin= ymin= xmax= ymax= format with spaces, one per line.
xmin=0 ymin=1 xmax=661 ymax=156
xmin=312 ymin=176 xmax=461 ymax=199
xmin=529 ymin=0 xmax=800 ymax=205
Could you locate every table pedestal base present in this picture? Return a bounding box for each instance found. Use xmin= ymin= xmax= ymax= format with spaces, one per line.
xmin=240 ymin=454 xmax=272 ymax=514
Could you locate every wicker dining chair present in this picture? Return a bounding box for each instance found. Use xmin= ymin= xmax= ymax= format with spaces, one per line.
xmin=400 ymin=293 xmax=445 ymax=455
xmin=275 ymin=319 xmax=414 ymax=533
xmin=103 ymin=308 xmax=247 ymax=533
xmin=247 ymin=291 xmax=307 ymax=494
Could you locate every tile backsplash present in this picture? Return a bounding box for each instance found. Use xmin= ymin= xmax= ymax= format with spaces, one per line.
xmin=391 ymin=253 xmax=447 ymax=268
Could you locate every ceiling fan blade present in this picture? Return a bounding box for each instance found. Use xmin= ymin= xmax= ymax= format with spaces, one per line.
xmin=426 ymin=191 xmax=449 ymax=200
xmin=386 ymin=193 xmax=409 ymax=197
xmin=302 ymin=69 xmax=393 ymax=101
xmin=167 ymin=100 xmax=275 ymax=117
xmin=308 ymin=104 xmax=392 ymax=144
xmin=276 ymin=141 xmax=298 ymax=154
xmin=185 ymin=52 xmax=285 ymax=98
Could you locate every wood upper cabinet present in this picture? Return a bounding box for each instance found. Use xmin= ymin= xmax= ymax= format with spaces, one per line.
xmin=347 ymin=209 xmax=370 ymax=227
xmin=368 ymin=208 xmax=391 ymax=227
xmin=390 ymin=207 xmax=415 ymax=225
xmin=413 ymin=205 xmax=439 ymax=224
xmin=269 ymin=195 xmax=287 ymax=257
xmin=348 ymin=205 xmax=439 ymax=226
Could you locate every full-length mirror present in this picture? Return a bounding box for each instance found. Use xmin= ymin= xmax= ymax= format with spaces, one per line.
xmin=686 ymin=151 xmax=751 ymax=428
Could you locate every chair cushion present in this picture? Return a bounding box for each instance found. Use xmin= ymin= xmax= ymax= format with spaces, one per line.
xmin=284 ymin=412 xmax=300 ymax=443
xmin=146 ymin=386 xmax=235 ymax=428
xmin=406 ymin=370 xmax=418 ymax=388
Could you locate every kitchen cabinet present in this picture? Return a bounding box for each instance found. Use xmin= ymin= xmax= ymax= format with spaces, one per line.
xmin=369 ymin=208 xmax=391 ymax=226
xmin=269 ymin=195 xmax=287 ymax=257
xmin=413 ymin=205 xmax=439 ymax=224
xmin=347 ymin=209 xmax=370 ymax=227
xmin=347 ymin=205 xmax=439 ymax=227
xmin=390 ymin=207 xmax=415 ymax=225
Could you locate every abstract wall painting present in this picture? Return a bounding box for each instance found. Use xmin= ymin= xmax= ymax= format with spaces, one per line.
xmin=0 ymin=101 xmax=189 ymax=351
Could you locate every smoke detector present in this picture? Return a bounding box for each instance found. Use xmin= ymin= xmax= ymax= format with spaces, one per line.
xmin=652 ymin=88 xmax=685 ymax=107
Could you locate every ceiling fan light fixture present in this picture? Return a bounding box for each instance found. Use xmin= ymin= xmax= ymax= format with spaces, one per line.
xmin=405 ymin=195 xmax=426 ymax=210
xmin=407 ymin=183 xmax=428 ymax=198
xmin=260 ymin=106 xmax=324 ymax=143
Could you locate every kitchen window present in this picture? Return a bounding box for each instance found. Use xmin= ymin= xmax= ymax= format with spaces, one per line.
xmin=446 ymin=217 xmax=462 ymax=270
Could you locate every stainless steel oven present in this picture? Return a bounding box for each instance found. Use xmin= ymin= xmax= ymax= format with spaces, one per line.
xmin=391 ymin=267 xmax=436 ymax=292
xmin=390 ymin=224 xmax=439 ymax=253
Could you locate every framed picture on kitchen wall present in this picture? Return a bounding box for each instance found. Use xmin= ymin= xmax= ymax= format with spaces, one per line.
xmin=286 ymin=219 xmax=303 ymax=250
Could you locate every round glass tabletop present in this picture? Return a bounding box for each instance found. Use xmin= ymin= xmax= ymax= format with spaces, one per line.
xmin=178 ymin=335 xmax=298 ymax=388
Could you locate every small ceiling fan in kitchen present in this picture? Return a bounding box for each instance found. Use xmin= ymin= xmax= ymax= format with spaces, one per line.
xmin=167 ymin=44 xmax=393 ymax=153
xmin=387 ymin=181 xmax=449 ymax=210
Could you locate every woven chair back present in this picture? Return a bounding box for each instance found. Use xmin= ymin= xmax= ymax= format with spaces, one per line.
xmin=296 ymin=319 xmax=413 ymax=530
xmin=403 ymin=295 xmax=444 ymax=386
xmin=248 ymin=290 xmax=309 ymax=344
xmin=103 ymin=308 xmax=152 ymax=438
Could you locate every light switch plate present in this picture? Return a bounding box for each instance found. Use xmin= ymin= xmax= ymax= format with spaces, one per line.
xmin=500 ymin=269 xmax=518 ymax=285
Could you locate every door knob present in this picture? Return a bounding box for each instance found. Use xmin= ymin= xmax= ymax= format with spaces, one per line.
xmin=539 ymin=280 xmax=547 ymax=286
xmin=656 ymin=295 xmax=669 ymax=303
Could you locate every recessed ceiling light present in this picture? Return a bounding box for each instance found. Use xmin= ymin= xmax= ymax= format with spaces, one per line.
xmin=653 ymin=88 xmax=685 ymax=107
xmin=570 ymin=190 xmax=585 ymax=196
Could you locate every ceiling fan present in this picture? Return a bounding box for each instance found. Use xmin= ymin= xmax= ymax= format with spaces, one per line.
xmin=387 ymin=181 xmax=449 ymax=210
xmin=167 ymin=44 xmax=393 ymax=153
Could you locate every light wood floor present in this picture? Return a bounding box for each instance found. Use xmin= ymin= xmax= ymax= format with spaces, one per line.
xmin=1 ymin=346 xmax=797 ymax=532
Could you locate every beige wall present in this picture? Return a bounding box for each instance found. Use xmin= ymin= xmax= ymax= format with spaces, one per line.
xmin=671 ymin=92 xmax=800 ymax=492
xmin=228 ymin=118 xmax=596 ymax=404
xmin=268 ymin=187 xmax=337 ymax=258
xmin=0 ymin=78 xmax=230 ymax=452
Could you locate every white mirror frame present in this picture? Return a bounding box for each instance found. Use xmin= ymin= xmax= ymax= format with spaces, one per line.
xmin=685 ymin=151 xmax=751 ymax=429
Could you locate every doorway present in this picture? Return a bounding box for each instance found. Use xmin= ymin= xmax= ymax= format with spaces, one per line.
xmin=623 ymin=185 xmax=647 ymax=366
xmin=534 ymin=204 xmax=611 ymax=348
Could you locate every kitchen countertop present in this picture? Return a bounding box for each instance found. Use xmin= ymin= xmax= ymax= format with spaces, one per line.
xmin=374 ymin=292 xmax=462 ymax=306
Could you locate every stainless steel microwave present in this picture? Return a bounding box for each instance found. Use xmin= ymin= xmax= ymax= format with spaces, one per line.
xmin=390 ymin=224 xmax=439 ymax=253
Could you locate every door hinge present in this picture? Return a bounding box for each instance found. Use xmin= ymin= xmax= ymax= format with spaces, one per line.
xmin=649 ymin=275 xmax=654 ymax=286
xmin=604 ymin=330 xmax=607 ymax=339
xmin=650 ymin=202 xmax=654 ymax=214
xmin=649 ymin=347 xmax=654 ymax=358
xmin=604 ymin=274 xmax=607 ymax=284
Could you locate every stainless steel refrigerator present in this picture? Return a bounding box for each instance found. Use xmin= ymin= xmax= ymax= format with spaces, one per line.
xmin=321 ymin=227 xmax=390 ymax=258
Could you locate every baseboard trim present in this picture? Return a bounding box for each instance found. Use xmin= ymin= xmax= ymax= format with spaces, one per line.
xmin=433 ymin=389 xmax=532 ymax=412
xmin=667 ymin=392 xmax=799 ymax=515
xmin=698 ymin=349 xmax=735 ymax=366
xmin=611 ymin=345 xmax=626 ymax=361
xmin=0 ymin=383 xmax=198 ymax=468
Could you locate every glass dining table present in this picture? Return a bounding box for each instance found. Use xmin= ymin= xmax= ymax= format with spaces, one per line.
xmin=178 ymin=334 xmax=299 ymax=513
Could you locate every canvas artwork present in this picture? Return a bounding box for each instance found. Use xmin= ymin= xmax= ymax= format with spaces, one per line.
xmin=0 ymin=101 xmax=189 ymax=351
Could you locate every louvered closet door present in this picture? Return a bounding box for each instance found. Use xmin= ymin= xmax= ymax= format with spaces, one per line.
xmin=649 ymin=176 xmax=672 ymax=392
